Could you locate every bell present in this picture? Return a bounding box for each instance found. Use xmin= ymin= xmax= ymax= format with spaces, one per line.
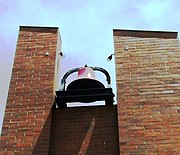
xmin=67 ymin=66 xmax=105 ymax=91
xmin=55 ymin=65 xmax=114 ymax=107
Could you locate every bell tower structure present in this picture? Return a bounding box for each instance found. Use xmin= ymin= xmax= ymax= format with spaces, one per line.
xmin=2 ymin=26 xmax=179 ymax=155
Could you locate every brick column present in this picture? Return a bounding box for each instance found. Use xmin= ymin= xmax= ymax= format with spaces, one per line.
xmin=114 ymin=29 xmax=180 ymax=154
xmin=0 ymin=26 xmax=61 ymax=154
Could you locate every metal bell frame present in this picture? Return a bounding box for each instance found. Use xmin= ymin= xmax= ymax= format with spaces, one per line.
xmin=55 ymin=66 xmax=115 ymax=107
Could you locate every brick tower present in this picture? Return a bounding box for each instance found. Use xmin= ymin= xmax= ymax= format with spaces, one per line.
xmin=0 ymin=26 xmax=61 ymax=154
xmin=114 ymin=29 xmax=180 ymax=154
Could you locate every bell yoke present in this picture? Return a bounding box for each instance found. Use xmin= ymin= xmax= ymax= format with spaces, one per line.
xmin=55 ymin=65 xmax=114 ymax=107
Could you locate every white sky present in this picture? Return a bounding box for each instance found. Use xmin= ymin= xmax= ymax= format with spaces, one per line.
xmin=0 ymin=0 xmax=180 ymax=133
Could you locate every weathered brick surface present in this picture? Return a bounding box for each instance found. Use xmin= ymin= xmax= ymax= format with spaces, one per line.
xmin=49 ymin=105 xmax=119 ymax=155
xmin=114 ymin=29 xmax=180 ymax=154
xmin=0 ymin=26 xmax=60 ymax=154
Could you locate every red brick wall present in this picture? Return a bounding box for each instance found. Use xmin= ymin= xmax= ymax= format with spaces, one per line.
xmin=0 ymin=26 xmax=60 ymax=154
xmin=114 ymin=29 xmax=180 ymax=154
xmin=49 ymin=105 xmax=119 ymax=155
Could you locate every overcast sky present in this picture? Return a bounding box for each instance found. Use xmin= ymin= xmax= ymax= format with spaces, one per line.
xmin=0 ymin=0 xmax=180 ymax=133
